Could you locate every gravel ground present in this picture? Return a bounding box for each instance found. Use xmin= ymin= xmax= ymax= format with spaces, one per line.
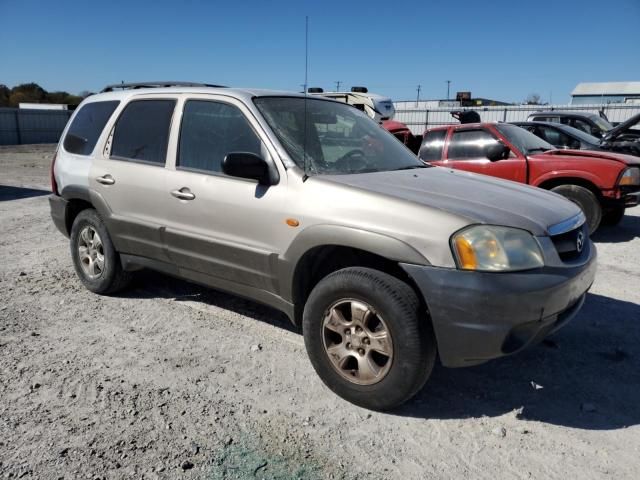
xmin=1 ymin=144 xmax=639 ymax=480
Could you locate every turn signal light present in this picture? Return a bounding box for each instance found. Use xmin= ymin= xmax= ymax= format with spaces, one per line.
xmin=453 ymin=236 xmax=477 ymax=269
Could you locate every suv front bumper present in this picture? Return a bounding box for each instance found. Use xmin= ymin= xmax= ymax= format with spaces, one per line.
xmin=401 ymin=246 xmax=597 ymax=368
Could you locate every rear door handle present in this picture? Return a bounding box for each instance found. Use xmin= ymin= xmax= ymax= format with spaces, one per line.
xmin=96 ymin=174 xmax=115 ymax=185
xmin=170 ymin=188 xmax=195 ymax=200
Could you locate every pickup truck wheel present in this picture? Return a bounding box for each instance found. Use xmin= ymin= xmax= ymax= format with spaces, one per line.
xmin=70 ymin=209 xmax=131 ymax=294
xmin=601 ymin=206 xmax=625 ymax=226
xmin=550 ymin=185 xmax=602 ymax=234
xmin=302 ymin=267 xmax=436 ymax=410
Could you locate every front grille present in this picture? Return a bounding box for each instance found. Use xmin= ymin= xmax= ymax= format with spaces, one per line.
xmin=550 ymin=224 xmax=587 ymax=261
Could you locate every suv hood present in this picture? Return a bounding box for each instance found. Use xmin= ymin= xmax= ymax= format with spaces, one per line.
xmin=602 ymin=112 xmax=640 ymax=142
xmin=323 ymin=167 xmax=580 ymax=236
xmin=542 ymin=149 xmax=640 ymax=166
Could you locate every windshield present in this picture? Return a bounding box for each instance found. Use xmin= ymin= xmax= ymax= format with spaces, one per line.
xmin=592 ymin=115 xmax=613 ymax=132
xmin=495 ymin=123 xmax=554 ymax=154
xmin=254 ymin=97 xmax=426 ymax=175
xmin=557 ymin=124 xmax=601 ymax=143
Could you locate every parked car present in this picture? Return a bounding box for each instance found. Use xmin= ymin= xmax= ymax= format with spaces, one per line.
xmin=50 ymin=82 xmax=596 ymax=410
xmin=419 ymin=122 xmax=640 ymax=232
xmin=514 ymin=115 xmax=640 ymax=157
xmin=382 ymin=120 xmax=422 ymax=154
xmin=526 ymin=111 xmax=614 ymax=138
xmin=308 ymin=86 xmax=395 ymax=122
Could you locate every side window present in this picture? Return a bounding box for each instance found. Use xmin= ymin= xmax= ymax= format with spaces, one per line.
xmin=63 ymin=101 xmax=119 ymax=155
xmin=178 ymin=100 xmax=262 ymax=173
xmin=447 ymin=129 xmax=499 ymax=160
xmin=111 ymin=100 xmax=176 ymax=165
xmin=537 ymin=125 xmax=562 ymax=145
xmin=418 ymin=130 xmax=447 ymax=162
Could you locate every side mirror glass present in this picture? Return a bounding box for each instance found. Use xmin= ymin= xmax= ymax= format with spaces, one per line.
xmin=486 ymin=143 xmax=509 ymax=161
xmin=222 ymin=152 xmax=272 ymax=185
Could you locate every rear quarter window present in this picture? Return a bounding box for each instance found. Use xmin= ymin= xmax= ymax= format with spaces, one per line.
xmin=63 ymin=101 xmax=119 ymax=155
xmin=111 ymin=100 xmax=176 ymax=165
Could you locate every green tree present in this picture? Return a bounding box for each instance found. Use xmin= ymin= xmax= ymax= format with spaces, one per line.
xmin=0 ymin=84 xmax=10 ymax=107
xmin=8 ymin=83 xmax=47 ymax=106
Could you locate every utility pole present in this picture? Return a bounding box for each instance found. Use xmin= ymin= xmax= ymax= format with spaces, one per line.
xmin=446 ymin=80 xmax=451 ymax=100
xmin=335 ymin=81 xmax=342 ymax=92
xmin=416 ymin=84 xmax=421 ymax=106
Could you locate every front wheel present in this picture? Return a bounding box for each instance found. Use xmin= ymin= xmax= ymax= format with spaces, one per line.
xmin=302 ymin=267 xmax=436 ymax=410
xmin=551 ymin=184 xmax=602 ymax=234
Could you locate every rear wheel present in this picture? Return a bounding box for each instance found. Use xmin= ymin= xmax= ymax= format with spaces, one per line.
xmin=302 ymin=267 xmax=436 ymax=410
xmin=551 ymin=184 xmax=602 ymax=234
xmin=70 ymin=209 xmax=131 ymax=294
xmin=601 ymin=205 xmax=625 ymax=226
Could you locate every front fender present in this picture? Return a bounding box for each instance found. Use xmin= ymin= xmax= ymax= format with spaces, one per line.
xmin=278 ymin=224 xmax=430 ymax=302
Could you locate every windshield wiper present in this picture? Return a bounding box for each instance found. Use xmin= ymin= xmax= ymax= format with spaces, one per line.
xmin=391 ymin=164 xmax=429 ymax=171
xmin=526 ymin=147 xmax=549 ymax=153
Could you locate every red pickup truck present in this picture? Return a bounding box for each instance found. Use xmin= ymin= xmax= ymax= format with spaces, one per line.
xmin=418 ymin=123 xmax=640 ymax=233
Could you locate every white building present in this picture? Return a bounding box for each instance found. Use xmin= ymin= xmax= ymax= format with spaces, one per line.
xmin=571 ymin=82 xmax=640 ymax=105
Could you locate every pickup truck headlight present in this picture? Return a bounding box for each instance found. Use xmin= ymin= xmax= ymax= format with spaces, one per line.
xmin=619 ymin=167 xmax=640 ymax=187
xmin=451 ymin=225 xmax=544 ymax=272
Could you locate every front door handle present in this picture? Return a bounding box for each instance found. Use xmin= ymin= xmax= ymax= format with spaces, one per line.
xmin=170 ymin=188 xmax=195 ymax=200
xmin=96 ymin=174 xmax=115 ymax=185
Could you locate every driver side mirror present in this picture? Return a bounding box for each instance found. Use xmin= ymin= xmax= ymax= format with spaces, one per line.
xmin=223 ymin=152 xmax=273 ymax=185
xmin=486 ymin=143 xmax=510 ymax=161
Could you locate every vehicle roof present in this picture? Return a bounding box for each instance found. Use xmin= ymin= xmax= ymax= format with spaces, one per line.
xmin=511 ymin=121 xmax=601 ymax=143
xmin=82 ymin=86 xmax=330 ymax=104
xmin=528 ymin=111 xmax=600 ymax=120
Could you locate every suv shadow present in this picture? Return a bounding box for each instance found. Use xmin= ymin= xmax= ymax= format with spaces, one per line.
xmin=0 ymin=185 xmax=50 ymax=201
xmin=592 ymin=214 xmax=640 ymax=243
xmin=120 ymin=272 xmax=639 ymax=430
xmin=397 ymin=293 xmax=640 ymax=430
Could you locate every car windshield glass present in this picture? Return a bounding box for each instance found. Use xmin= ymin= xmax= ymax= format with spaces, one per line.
xmin=254 ymin=97 xmax=427 ymax=175
xmin=495 ymin=123 xmax=554 ymax=153
xmin=592 ymin=115 xmax=613 ymax=132
xmin=556 ymin=124 xmax=600 ymax=143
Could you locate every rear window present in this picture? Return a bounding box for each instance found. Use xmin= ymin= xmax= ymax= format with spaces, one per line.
xmin=418 ymin=130 xmax=447 ymax=161
xmin=111 ymin=100 xmax=176 ymax=165
xmin=63 ymin=101 xmax=119 ymax=155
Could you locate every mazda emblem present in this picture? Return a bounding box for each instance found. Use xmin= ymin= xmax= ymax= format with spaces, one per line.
xmin=576 ymin=231 xmax=585 ymax=253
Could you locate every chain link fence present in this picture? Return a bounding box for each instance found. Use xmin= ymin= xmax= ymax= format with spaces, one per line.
xmin=0 ymin=108 xmax=72 ymax=146
xmin=393 ymin=103 xmax=640 ymax=135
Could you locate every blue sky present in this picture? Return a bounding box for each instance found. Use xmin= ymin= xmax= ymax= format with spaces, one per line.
xmin=1 ymin=0 xmax=638 ymax=103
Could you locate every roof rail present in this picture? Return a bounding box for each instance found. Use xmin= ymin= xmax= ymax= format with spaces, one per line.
xmin=100 ymin=81 xmax=226 ymax=93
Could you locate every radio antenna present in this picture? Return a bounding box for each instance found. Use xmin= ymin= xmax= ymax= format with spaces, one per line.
xmin=302 ymin=15 xmax=310 ymax=181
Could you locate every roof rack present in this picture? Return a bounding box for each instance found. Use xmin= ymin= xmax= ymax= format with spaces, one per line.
xmin=100 ymin=81 xmax=226 ymax=93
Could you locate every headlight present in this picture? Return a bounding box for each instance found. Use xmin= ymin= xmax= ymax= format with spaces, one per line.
xmin=451 ymin=225 xmax=544 ymax=272
xmin=619 ymin=167 xmax=640 ymax=187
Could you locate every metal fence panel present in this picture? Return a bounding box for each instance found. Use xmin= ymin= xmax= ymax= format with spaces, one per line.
xmin=393 ymin=103 xmax=640 ymax=135
xmin=0 ymin=108 xmax=72 ymax=145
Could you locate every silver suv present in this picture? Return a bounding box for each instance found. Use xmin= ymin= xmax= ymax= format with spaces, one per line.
xmin=49 ymin=82 xmax=597 ymax=410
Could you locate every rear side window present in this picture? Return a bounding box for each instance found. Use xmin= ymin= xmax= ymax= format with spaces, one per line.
xmin=447 ymin=129 xmax=499 ymax=160
xmin=178 ymin=100 xmax=261 ymax=173
xmin=418 ymin=130 xmax=447 ymax=162
xmin=111 ymin=100 xmax=176 ymax=165
xmin=63 ymin=101 xmax=119 ymax=155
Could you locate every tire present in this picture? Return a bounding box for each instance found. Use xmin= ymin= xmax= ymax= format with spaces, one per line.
xmin=302 ymin=267 xmax=436 ymax=410
xmin=550 ymin=184 xmax=602 ymax=234
xmin=601 ymin=206 xmax=625 ymax=226
xmin=69 ymin=209 xmax=131 ymax=294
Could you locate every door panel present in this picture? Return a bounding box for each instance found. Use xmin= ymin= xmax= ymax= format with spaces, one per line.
xmin=89 ymin=98 xmax=177 ymax=261
xmin=162 ymin=98 xmax=286 ymax=292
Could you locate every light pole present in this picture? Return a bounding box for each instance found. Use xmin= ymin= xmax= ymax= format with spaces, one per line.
xmin=335 ymin=81 xmax=342 ymax=92
xmin=446 ymin=80 xmax=451 ymax=100
xmin=416 ymin=84 xmax=421 ymax=106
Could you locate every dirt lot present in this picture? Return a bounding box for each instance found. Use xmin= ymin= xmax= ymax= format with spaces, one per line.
xmin=1 ymin=144 xmax=639 ymax=479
